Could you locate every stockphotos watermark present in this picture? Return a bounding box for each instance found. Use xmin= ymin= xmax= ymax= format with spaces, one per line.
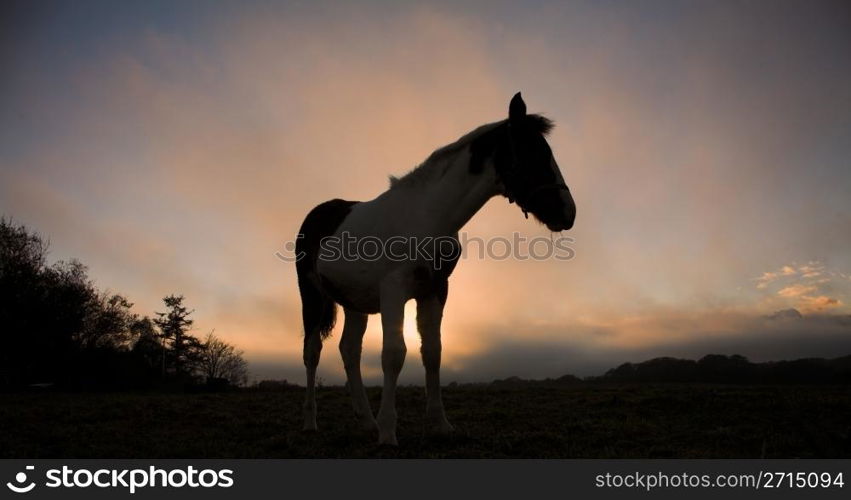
xmin=5 ymin=465 xmax=233 ymax=494
xmin=275 ymin=231 xmax=576 ymax=268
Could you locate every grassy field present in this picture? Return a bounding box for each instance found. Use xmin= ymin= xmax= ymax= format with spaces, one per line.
xmin=1 ymin=384 xmax=850 ymax=458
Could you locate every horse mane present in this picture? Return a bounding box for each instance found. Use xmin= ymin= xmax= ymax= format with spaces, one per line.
xmin=388 ymin=114 xmax=554 ymax=189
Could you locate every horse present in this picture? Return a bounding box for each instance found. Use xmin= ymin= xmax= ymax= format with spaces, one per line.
xmin=295 ymin=92 xmax=575 ymax=445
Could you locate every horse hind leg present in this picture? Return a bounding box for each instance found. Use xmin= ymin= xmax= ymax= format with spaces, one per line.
xmin=302 ymin=332 xmax=322 ymax=431
xmin=299 ymin=275 xmax=338 ymax=432
xmin=339 ymin=309 xmax=376 ymax=430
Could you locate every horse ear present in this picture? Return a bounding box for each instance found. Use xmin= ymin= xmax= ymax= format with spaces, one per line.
xmin=509 ymin=92 xmax=526 ymax=122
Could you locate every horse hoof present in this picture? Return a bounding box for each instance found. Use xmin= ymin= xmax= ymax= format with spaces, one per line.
xmin=360 ymin=417 xmax=379 ymax=432
xmin=303 ymin=419 xmax=318 ymax=432
xmin=378 ymin=430 xmax=398 ymax=446
xmin=427 ymin=420 xmax=454 ymax=436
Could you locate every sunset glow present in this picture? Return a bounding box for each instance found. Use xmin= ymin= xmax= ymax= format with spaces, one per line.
xmin=3 ymin=0 xmax=850 ymax=383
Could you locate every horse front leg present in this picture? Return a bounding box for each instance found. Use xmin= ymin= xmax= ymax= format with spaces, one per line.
xmin=417 ymin=288 xmax=453 ymax=434
xmin=376 ymin=281 xmax=407 ymax=445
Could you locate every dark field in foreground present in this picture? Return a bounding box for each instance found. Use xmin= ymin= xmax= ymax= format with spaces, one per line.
xmin=1 ymin=384 xmax=850 ymax=458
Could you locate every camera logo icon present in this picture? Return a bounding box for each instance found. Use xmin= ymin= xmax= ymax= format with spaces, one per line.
xmin=6 ymin=466 xmax=36 ymax=493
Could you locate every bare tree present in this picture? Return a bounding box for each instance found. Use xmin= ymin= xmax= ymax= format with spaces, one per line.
xmin=200 ymin=331 xmax=248 ymax=386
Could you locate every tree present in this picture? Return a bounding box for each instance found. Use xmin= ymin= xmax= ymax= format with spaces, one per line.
xmin=199 ymin=331 xmax=248 ymax=386
xmin=1 ymin=218 xmax=251 ymax=389
xmin=0 ymin=216 xmax=46 ymax=271
xmin=0 ymin=218 xmax=98 ymax=384
xmin=130 ymin=317 xmax=162 ymax=372
xmin=153 ymin=294 xmax=202 ymax=376
xmin=1 ymin=218 xmax=51 ymax=385
xmin=79 ymin=293 xmax=137 ymax=350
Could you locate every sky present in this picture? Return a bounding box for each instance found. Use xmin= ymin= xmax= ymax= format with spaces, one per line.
xmin=2 ymin=0 xmax=850 ymax=383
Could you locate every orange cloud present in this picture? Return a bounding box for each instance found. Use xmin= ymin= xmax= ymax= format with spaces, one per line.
xmin=777 ymin=284 xmax=817 ymax=298
xmin=752 ymin=261 xmax=848 ymax=315
xmin=798 ymin=296 xmax=841 ymax=313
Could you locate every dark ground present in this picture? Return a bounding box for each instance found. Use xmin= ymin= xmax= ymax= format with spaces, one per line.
xmin=1 ymin=384 xmax=850 ymax=458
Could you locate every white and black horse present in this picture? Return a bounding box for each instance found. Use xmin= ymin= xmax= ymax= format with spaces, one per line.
xmin=295 ymin=93 xmax=575 ymax=445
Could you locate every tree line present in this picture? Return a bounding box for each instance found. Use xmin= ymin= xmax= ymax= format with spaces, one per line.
xmin=598 ymin=354 xmax=851 ymax=384
xmin=0 ymin=217 xmax=247 ymax=389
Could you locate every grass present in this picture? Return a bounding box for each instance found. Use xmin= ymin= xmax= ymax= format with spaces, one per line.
xmin=1 ymin=384 xmax=849 ymax=458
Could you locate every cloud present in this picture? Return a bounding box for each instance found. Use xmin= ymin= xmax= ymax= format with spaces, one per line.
xmin=754 ymin=265 xmax=798 ymax=288
xmin=755 ymin=272 xmax=777 ymax=289
xmin=753 ymin=261 xmax=847 ymax=313
xmin=754 ymin=264 xmax=801 ymax=288
xmin=777 ymin=284 xmax=817 ymax=298
xmin=799 ymin=262 xmax=825 ymax=278
xmin=798 ymin=295 xmax=841 ymax=312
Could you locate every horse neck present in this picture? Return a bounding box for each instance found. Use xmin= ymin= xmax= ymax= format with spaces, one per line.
xmin=408 ymin=148 xmax=501 ymax=235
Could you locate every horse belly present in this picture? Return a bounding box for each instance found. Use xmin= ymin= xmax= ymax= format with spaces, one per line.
xmin=315 ymin=258 xmax=385 ymax=314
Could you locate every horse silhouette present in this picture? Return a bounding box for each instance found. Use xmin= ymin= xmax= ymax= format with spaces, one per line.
xmin=296 ymin=93 xmax=575 ymax=445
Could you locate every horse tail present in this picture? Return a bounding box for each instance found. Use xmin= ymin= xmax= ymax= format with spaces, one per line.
xmin=295 ymin=199 xmax=357 ymax=340
xmin=296 ymin=264 xmax=337 ymax=340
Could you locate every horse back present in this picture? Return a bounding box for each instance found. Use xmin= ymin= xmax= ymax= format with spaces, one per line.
xmin=296 ymin=198 xmax=360 ymax=277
